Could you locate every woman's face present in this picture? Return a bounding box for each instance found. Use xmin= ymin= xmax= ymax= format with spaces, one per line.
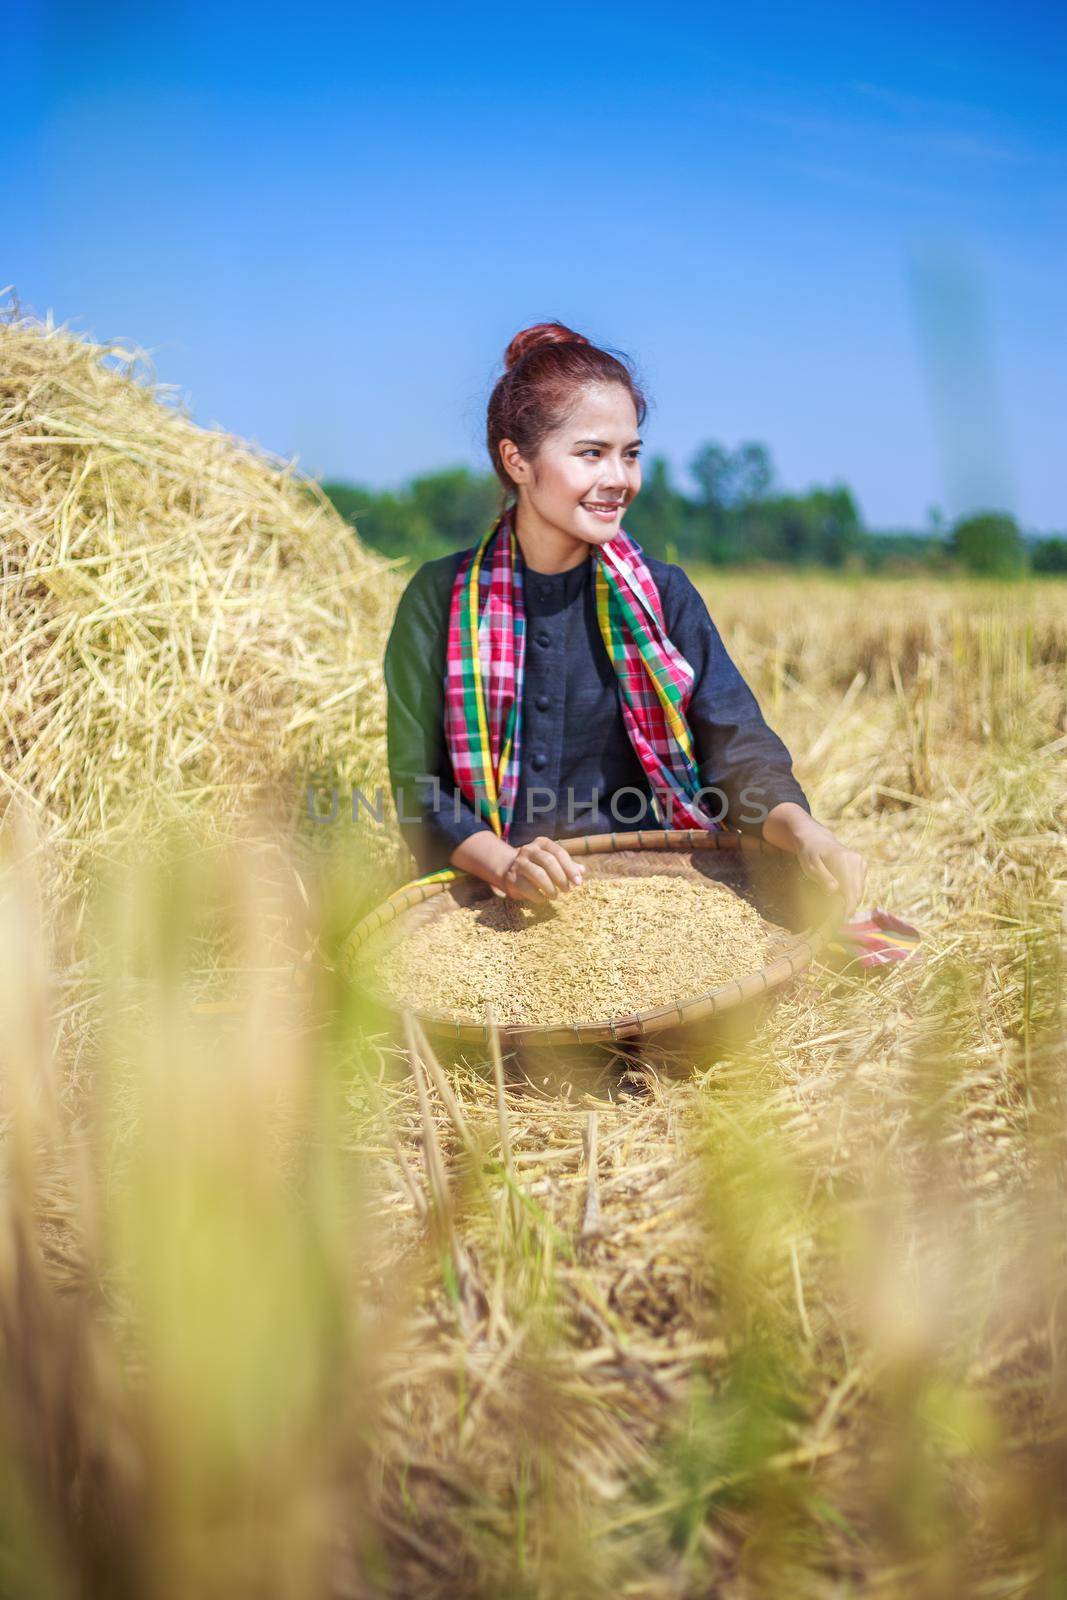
xmin=502 ymin=383 xmax=642 ymax=549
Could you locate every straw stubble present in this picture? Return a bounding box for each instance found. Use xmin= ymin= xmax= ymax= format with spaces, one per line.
xmin=361 ymin=873 xmax=770 ymax=1026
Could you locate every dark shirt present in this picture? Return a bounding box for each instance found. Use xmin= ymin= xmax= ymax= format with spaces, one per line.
xmin=383 ymin=541 xmax=812 ymax=876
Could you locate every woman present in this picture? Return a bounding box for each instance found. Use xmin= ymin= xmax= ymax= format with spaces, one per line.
xmin=384 ymin=322 xmax=866 ymax=916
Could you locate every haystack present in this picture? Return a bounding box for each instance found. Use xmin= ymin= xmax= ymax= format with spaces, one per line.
xmin=0 ymin=304 xmax=403 ymax=915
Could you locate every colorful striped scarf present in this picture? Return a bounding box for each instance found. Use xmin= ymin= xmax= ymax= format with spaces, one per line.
xmin=442 ymin=505 xmax=725 ymax=840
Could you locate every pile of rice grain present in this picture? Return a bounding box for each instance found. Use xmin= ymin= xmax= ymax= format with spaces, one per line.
xmin=358 ymin=873 xmax=771 ymax=1026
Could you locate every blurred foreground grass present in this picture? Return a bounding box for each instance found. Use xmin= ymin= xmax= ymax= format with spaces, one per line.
xmin=1 ymin=575 xmax=1065 ymax=1599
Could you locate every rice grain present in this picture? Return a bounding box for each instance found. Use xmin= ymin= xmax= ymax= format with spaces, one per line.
xmin=357 ymin=873 xmax=771 ymax=1026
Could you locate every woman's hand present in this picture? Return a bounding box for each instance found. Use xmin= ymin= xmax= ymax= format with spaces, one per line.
xmin=761 ymin=803 xmax=867 ymax=920
xmin=795 ymin=826 xmax=867 ymax=920
xmin=448 ymin=831 xmax=585 ymax=900
xmin=494 ymin=836 xmax=586 ymax=902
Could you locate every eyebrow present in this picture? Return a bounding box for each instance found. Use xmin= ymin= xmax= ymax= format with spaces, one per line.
xmin=573 ymin=437 xmax=643 ymax=449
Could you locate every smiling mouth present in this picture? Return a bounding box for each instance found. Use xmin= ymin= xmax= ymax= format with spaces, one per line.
xmin=581 ymin=502 xmax=623 ymax=514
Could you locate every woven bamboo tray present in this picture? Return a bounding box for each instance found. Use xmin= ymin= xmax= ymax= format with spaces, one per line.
xmin=344 ymin=829 xmax=843 ymax=1048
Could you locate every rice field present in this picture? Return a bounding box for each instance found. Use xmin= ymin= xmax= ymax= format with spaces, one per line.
xmin=2 ymin=319 xmax=1066 ymax=1599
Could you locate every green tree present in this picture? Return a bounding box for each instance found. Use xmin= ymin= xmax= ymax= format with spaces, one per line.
xmin=688 ymin=442 xmax=732 ymax=560
xmin=689 ymin=440 xmax=774 ymax=515
xmin=757 ymin=495 xmax=816 ymax=563
xmin=811 ymin=486 xmax=863 ymax=566
xmin=732 ymin=442 xmax=775 ymax=505
xmin=687 ymin=443 xmax=749 ymax=563
xmin=409 ymin=467 xmax=500 ymax=548
xmin=1031 ymin=536 xmax=1067 ymax=574
xmin=688 ymin=442 xmax=734 ymax=513
xmin=951 ymin=511 xmax=1028 ymax=577
xmin=318 ymin=481 xmax=367 ymax=525
xmin=623 ymin=454 xmax=688 ymax=559
xmin=321 ymin=481 xmax=436 ymax=560
xmin=321 ymin=467 xmax=499 ymax=563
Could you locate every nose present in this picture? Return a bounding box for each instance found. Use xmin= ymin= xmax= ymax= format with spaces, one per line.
xmin=599 ymin=453 xmax=634 ymax=492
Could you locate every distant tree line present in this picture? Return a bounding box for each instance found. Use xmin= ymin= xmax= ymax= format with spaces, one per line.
xmin=322 ymin=442 xmax=1067 ymax=576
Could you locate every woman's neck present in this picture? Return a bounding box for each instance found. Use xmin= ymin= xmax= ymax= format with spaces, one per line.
xmin=512 ymin=500 xmax=592 ymax=576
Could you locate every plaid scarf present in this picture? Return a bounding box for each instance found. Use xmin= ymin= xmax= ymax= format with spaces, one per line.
xmin=442 ymin=506 xmax=726 ymax=837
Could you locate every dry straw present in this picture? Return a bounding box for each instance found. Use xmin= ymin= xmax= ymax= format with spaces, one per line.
xmin=0 ymin=300 xmax=402 ymax=920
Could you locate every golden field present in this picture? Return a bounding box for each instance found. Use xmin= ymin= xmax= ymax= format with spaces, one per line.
xmin=2 ymin=318 xmax=1066 ymax=1599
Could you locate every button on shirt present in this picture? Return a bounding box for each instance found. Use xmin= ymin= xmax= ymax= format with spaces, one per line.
xmin=383 ymin=542 xmax=812 ymax=876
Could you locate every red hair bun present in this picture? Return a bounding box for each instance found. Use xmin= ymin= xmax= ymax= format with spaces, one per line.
xmin=503 ymin=321 xmax=590 ymax=372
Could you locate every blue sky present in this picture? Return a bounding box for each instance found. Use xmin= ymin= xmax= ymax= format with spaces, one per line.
xmin=6 ymin=0 xmax=1065 ymax=529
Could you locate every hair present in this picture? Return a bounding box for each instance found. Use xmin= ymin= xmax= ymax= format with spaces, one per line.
xmin=486 ymin=321 xmax=649 ymax=514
